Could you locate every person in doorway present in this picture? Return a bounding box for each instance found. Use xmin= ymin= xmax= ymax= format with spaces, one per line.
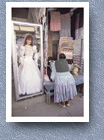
xmin=47 ymin=57 xmax=56 ymax=81
xmin=47 ymin=57 xmax=54 ymax=81
xmin=18 ymin=34 xmax=42 ymax=96
xmin=54 ymin=53 xmax=77 ymax=107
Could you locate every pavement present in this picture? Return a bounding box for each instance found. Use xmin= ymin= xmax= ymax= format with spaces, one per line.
xmin=12 ymin=85 xmax=83 ymax=117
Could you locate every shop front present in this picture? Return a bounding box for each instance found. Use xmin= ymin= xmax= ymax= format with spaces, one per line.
xmin=12 ymin=7 xmax=84 ymax=101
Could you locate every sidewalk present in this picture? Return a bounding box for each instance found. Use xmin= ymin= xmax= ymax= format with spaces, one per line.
xmin=12 ymin=92 xmax=83 ymax=117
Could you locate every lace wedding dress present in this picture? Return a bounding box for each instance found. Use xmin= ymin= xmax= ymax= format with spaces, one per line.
xmin=18 ymin=45 xmax=42 ymax=95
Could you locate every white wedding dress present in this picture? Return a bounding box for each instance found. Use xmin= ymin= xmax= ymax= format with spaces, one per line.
xmin=18 ymin=45 xmax=42 ymax=95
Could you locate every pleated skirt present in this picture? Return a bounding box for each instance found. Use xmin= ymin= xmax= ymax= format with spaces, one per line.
xmin=54 ymin=72 xmax=77 ymax=103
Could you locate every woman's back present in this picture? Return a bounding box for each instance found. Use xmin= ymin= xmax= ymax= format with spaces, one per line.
xmin=54 ymin=53 xmax=77 ymax=105
xmin=55 ymin=59 xmax=69 ymax=73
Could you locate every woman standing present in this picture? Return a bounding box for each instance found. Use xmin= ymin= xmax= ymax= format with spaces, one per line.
xmin=54 ymin=53 xmax=77 ymax=107
xmin=18 ymin=34 xmax=42 ymax=96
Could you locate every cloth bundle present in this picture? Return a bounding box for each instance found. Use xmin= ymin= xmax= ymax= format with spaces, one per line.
xmin=58 ymin=37 xmax=73 ymax=53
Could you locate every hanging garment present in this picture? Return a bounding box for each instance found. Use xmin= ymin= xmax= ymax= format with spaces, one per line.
xmin=60 ymin=12 xmax=71 ymax=37
xmin=50 ymin=11 xmax=61 ymax=31
xmin=18 ymin=45 xmax=42 ymax=95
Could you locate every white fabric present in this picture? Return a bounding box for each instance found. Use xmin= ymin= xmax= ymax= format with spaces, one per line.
xmin=50 ymin=61 xmax=56 ymax=81
xmin=44 ymin=75 xmax=50 ymax=82
xmin=68 ymin=64 xmax=73 ymax=72
xmin=18 ymin=45 xmax=42 ymax=95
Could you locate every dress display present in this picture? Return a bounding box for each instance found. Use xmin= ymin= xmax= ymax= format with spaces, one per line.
xmin=18 ymin=45 xmax=42 ymax=95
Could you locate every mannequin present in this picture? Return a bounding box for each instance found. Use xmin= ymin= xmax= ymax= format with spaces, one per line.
xmin=18 ymin=34 xmax=42 ymax=96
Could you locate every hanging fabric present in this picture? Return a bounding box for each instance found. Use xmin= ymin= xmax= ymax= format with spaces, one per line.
xmin=73 ymin=39 xmax=84 ymax=74
xmin=75 ymin=13 xmax=80 ymax=39
xmin=27 ymin=8 xmax=45 ymax=24
xmin=60 ymin=12 xmax=71 ymax=37
xmin=48 ymin=32 xmax=52 ymax=56
xmin=80 ymin=39 xmax=84 ymax=74
xmin=28 ymin=8 xmax=40 ymax=23
xmin=52 ymin=32 xmax=59 ymax=41
xmin=80 ymin=52 xmax=84 ymax=74
xmin=50 ymin=11 xmax=61 ymax=31
xmin=73 ymin=39 xmax=81 ymax=65
xmin=78 ymin=27 xmax=83 ymax=39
